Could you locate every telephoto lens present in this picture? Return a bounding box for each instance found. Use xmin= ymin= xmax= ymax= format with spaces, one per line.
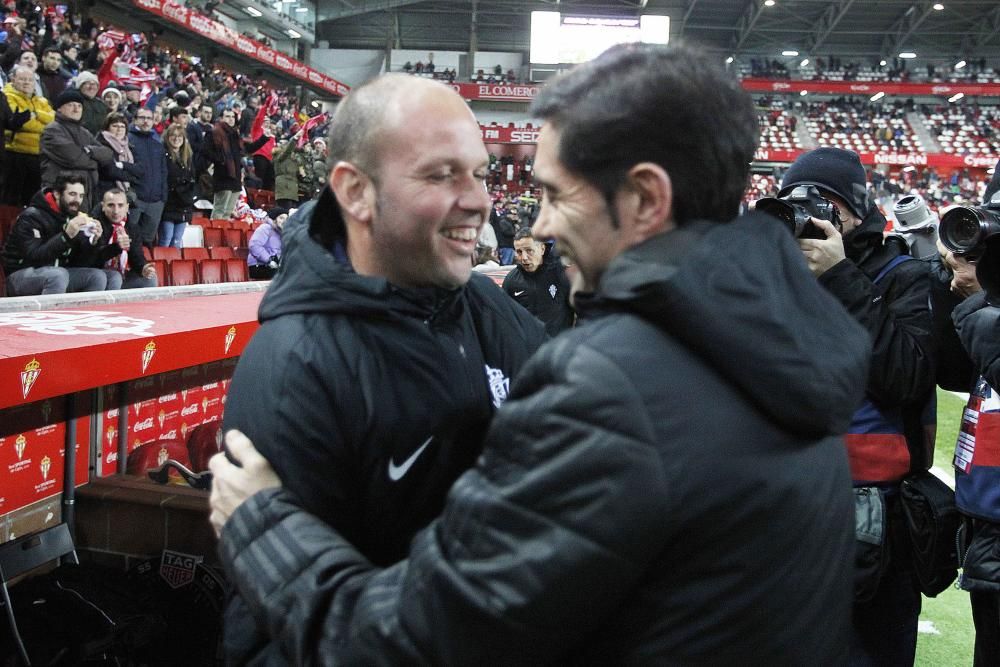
xmin=939 ymin=192 xmax=1000 ymax=257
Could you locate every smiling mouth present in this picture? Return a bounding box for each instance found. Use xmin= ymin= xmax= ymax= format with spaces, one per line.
xmin=441 ymin=228 xmax=479 ymax=242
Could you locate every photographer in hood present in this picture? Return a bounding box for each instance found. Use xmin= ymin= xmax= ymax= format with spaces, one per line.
xmin=772 ymin=147 xmax=935 ymax=666
xmin=941 ymin=163 xmax=1000 ymax=666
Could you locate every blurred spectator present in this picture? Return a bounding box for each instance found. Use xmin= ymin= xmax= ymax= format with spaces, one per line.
xmin=209 ymin=106 xmax=268 ymax=219
xmin=247 ymin=206 xmax=286 ymax=279
xmin=40 ymin=88 xmax=114 ymax=213
xmin=12 ymin=50 xmax=44 ymax=98
xmin=471 ymin=244 xmax=500 ymax=271
xmin=502 ymin=226 xmax=574 ymax=337
xmin=2 ymin=64 xmax=52 ymax=205
xmin=271 ymin=133 xmax=299 ymax=208
xmin=96 ymin=112 xmax=142 ymax=202
xmin=191 ymin=103 xmax=214 ymax=199
xmin=101 ymin=87 xmax=123 ymax=116
xmin=240 ymin=93 xmax=260 ymax=138
xmin=159 ymin=122 xmax=197 ymax=248
xmin=129 ymin=107 xmax=168 ymax=248
xmin=74 ymin=71 xmax=107 ymax=136
xmin=121 ymin=84 xmax=142 ymax=121
xmin=38 ymin=46 xmax=69 ymax=101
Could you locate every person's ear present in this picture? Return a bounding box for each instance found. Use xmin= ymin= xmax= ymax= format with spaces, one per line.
xmin=329 ymin=161 xmax=374 ymax=225
xmin=617 ymin=162 xmax=673 ymax=242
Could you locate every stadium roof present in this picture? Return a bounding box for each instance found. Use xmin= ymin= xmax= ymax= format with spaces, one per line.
xmin=315 ymin=0 xmax=1000 ymax=66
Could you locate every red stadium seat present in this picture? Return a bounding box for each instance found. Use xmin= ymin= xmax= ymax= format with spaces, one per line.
xmin=151 ymin=259 xmax=168 ymax=283
xmin=152 ymin=246 xmax=181 ymax=262
xmin=230 ymin=220 xmax=250 ymax=233
xmin=209 ymin=246 xmax=235 ymax=260
xmin=203 ymin=228 xmax=225 ymax=248
xmin=142 ymin=246 xmax=153 ymax=262
xmin=224 ymin=259 xmax=248 ymax=282
xmin=234 ymin=247 xmax=250 ymax=262
xmin=0 ymin=269 xmax=5 ymax=297
xmin=168 ymin=259 xmax=198 ymax=286
xmin=208 ymin=219 xmax=231 ymax=228
xmin=182 ymin=247 xmax=210 ymax=261
xmin=198 ymin=259 xmax=225 ymax=284
xmin=223 ymin=228 xmax=244 ymax=248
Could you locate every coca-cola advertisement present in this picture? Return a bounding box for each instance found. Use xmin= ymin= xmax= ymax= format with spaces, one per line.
xmin=100 ymin=362 xmax=236 ymax=478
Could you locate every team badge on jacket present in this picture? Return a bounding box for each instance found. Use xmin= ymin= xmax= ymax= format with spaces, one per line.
xmin=485 ymin=365 xmax=510 ymax=409
xmin=549 ymin=284 xmax=558 ymax=299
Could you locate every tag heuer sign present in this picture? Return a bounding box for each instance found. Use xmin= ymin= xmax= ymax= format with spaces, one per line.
xmin=160 ymin=549 xmax=203 ymax=589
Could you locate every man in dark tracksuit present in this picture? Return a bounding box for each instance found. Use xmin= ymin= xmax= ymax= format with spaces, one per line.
xmin=211 ymin=45 xmax=868 ymax=665
xmin=502 ymin=226 xmax=574 ymax=336
xmin=778 ymin=147 xmax=935 ymax=665
xmin=216 ymin=75 xmax=547 ymax=665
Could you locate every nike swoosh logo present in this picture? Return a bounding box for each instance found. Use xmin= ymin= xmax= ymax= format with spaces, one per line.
xmin=514 ymin=291 xmax=525 ymax=296
xmin=388 ymin=436 xmax=433 ymax=481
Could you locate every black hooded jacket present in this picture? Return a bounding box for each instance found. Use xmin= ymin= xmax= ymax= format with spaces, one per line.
xmin=221 ymin=189 xmax=547 ymax=664
xmin=219 ymin=213 xmax=870 ymax=665
xmin=2 ymin=189 xmax=77 ymax=275
xmin=818 ymin=206 xmax=936 ymax=470
xmin=502 ymin=250 xmax=574 ymax=336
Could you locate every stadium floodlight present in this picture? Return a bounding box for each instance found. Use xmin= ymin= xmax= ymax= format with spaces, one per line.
xmin=879 ymin=59 xmax=887 ymax=66
xmin=899 ymin=52 xmax=917 ymax=59
xmin=726 ymin=56 xmax=734 ymax=64
xmin=764 ymin=0 xmax=775 ymax=6
xmin=782 ymin=50 xmax=799 ymax=57
xmin=870 ymin=91 xmax=885 ymax=101
xmin=800 ymin=58 xmax=809 ymax=67
xmin=955 ymin=60 xmax=967 ymax=69
xmin=949 ymin=92 xmax=965 ymax=103
xmin=639 ymin=15 xmax=670 ymax=45
xmin=295 ymin=7 xmax=308 ymax=11
xmin=286 ymin=28 xmax=302 ymax=38
xmin=244 ymin=6 xmax=262 ymax=17
xmin=932 ymin=3 xmax=944 ymax=10
xmin=800 ymin=90 xmax=808 ymax=96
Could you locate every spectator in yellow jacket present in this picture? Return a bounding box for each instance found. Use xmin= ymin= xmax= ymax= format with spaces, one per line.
xmin=2 ymin=65 xmax=55 ymax=206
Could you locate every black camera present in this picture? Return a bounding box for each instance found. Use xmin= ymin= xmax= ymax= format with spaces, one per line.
xmin=756 ymin=185 xmax=842 ymax=240
xmin=939 ymin=191 xmax=1000 ymax=258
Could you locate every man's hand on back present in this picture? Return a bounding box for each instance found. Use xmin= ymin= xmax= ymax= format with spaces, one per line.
xmin=209 ymin=430 xmax=282 ymax=537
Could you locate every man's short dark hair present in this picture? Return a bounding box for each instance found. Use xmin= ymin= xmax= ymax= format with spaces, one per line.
xmin=169 ymin=106 xmax=189 ymax=120
xmin=513 ymin=227 xmax=536 ymax=242
xmin=43 ymin=46 xmax=61 ymax=57
xmin=103 ymin=187 xmax=127 ymax=200
xmin=54 ymin=173 xmax=86 ymax=193
xmin=530 ymin=43 xmax=758 ymax=226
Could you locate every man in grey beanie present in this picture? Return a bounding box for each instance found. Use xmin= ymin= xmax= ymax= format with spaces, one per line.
xmin=777 ymin=146 xmax=935 ymax=665
xmin=74 ymin=70 xmax=108 ymax=136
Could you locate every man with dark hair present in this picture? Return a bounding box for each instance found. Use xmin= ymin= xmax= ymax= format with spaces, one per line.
xmin=71 ymin=188 xmax=158 ymax=288
xmin=502 ymin=226 xmax=574 ymax=336
xmin=38 ymin=46 xmax=70 ymax=102
xmin=210 ymin=45 xmax=869 ymax=664
xmin=1 ymin=173 xmax=114 ymax=295
xmin=209 ymin=107 xmax=267 ymax=219
xmin=208 ymin=74 xmax=547 ymax=664
xmin=129 ymin=107 xmax=168 ymax=248
xmin=168 ymin=105 xmax=190 ymax=128
xmin=190 ymin=104 xmax=214 ymax=199
xmin=774 ymin=147 xmax=935 ymax=665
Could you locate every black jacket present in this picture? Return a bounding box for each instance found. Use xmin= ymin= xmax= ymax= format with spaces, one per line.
xmin=69 ymin=205 xmax=147 ymax=274
xmin=818 ymin=207 xmax=936 ymax=470
xmin=1 ymin=189 xmax=79 ymax=275
xmin=162 ymin=153 xmax=196 ymax=221
xmin=502 ymin=252 xmax=574 ymax=336
xmin=221 ymin=189 xmax=548 ymax=665
xmin=219 ymin=213 xmax=870 ymax=665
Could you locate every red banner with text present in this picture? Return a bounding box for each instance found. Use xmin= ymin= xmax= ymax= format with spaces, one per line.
xmin=131 ymin=0 xmax=348 ymax=96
